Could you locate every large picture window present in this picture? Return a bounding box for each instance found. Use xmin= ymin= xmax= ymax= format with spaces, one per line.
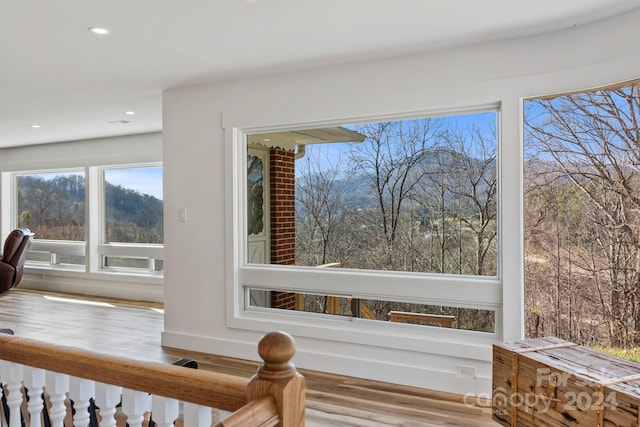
xmin=247 ymin=113 xmax=497 ymax=275
xmin=237 ymin=109 xmax=500 ymax=337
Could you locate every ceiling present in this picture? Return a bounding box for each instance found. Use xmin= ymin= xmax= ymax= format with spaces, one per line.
xmin=1 ymin=0 xmax=639 ymax=149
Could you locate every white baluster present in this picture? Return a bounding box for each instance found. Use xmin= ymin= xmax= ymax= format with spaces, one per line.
xmin=120 ymin=389 xmax=149 ymax=427
xmin=94 ymin=382 xmax=122 ymax=427
xmin=69 ymin=377 xmax=95 ymax=427
xmin=1 ymin=362 xmax=23 ymax=427
xmin=44 ymin=371 xmax=69 ymax=427
xmin=23 ymin=366 xmax=46 ymax=427
xmin=150 ymin=395 xmax=179 ymax=427
xmin=183 ymin=402 xmax=212 ymax=427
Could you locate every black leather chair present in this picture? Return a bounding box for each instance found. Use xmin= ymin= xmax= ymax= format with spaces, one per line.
xmin=0 ymin=228 xmax=34 ymax=294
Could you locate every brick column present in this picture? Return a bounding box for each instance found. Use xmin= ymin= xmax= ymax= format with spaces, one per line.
xmin=270 ymin=148 xmax=297 ymax=309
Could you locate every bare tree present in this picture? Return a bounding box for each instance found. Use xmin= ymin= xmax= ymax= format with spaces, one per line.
xmin=293 ymin=116 xmax=498 ymax=327
xmin=295 ymin=147 xmax=350 ymax=266
xmin=525 ymin=81 xmax=640 ymax=346
xmin=436 ymin=124 xmax=497 ymax=275
xmin=349 ymin=119 xmax=440 ymax=269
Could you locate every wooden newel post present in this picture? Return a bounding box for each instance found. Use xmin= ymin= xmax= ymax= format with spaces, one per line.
xmin=247 ymin=331 xmax=305 ymax=427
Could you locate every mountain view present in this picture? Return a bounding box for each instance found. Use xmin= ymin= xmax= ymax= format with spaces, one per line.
xmin=17 ymin=174 xmax=163 ymax=244
xmin=289 ymin=116 xmax=498 ymax=333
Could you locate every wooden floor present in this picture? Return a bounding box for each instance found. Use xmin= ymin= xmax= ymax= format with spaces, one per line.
xmin=0 ymin=289 xmax=499 ymax=427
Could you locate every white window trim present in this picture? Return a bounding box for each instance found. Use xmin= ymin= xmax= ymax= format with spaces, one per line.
xmin=8 ymin=162 xmax=164 ymax=278
xmin=96 ymin=162 xmax=164 ymax=274
xmin=225 ymin=106 xmax=503 ymax=357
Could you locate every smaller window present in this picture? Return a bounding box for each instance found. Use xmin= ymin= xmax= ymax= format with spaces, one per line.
xmin=104 ymin=256 xmax=163 ymax=272
xmin=101 ymin=165 xmax=164 ymax=273
xmin=247 ymin=288 xmax=496 ymax=333
xmin=103 ymin=166 xmax=163 ymax=244
xmin=26 ymin=244 xmax=85 ymax=268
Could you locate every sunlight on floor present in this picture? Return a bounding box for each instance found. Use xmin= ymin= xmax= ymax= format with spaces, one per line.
xmin=43 ymin=295 xmax=116 ymax=307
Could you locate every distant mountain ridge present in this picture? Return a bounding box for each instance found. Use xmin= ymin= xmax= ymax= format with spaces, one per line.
xmin=17 ymin=175 xmax=163 ymax=228
xmin=298 ymin=150 xmax=496 ymax=213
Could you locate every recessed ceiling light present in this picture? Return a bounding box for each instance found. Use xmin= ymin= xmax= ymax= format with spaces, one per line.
xmin=88 ymin=26 xmax=111 ymax=35
xmin=30 ymin=124 xmax=40 ymax=129
xmin=125 ymin=111 xmax=135 ymax=115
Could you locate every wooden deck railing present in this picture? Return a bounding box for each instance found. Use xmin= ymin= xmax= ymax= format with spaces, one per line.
xmin=388 ymin=311 xmax=456 ymax=328
xmin=0 ymin=331 xmax=304 ymax=426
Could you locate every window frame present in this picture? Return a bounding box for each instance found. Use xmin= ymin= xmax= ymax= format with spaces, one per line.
xmin=98 ymin=163 xmax=164 ymax=275
xmin=10 ymin=162 xmax=163 ymax=277
xmin=13 ymin=168 xmax=87 ymax=270
xmin=225 ymin=107 xmax=503 ymax=354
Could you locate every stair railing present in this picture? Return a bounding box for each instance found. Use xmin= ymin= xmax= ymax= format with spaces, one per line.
xmin=0 ymin=330 xmax=304 ymax=427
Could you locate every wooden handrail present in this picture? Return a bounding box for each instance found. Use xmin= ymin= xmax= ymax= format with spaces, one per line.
xmin=215 ymin=395 xmax=279 ymax=427
xmin=388 ymin=311 xmax=456 ymax=327
xmin=0 ymin=332 xmax=305 ymax=427
xmin=359 ymin=301 xmax=376 ymax=320
xmin=0 ymin=334 xmax=247 ymax=411
xmin=314 ymin=262 xmax=341 ymax=268
xmin=0 ymin=331 xmax=305 ymax=427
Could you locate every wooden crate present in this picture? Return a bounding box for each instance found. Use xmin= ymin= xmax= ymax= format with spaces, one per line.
xmin=492 ymin=337 xmax=640 ymax=426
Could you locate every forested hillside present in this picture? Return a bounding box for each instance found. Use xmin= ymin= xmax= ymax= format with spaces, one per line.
xmin=17 ymin=175 xmax=163 ymax=244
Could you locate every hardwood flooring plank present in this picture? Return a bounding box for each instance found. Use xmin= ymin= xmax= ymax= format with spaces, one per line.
xmin=0 ymin=289 xmax=499 ymax=426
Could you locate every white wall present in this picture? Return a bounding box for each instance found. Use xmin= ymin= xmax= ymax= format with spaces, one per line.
xmin=0 ymin=132 xmax=162 ymax=171
xmin=162 ymin=10 xmax=640 ymax=395
xmin=0 ymin=132 xmax=164 ymax=302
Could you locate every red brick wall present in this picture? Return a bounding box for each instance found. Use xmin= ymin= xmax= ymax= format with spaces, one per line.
xmin=271 ymin=291 xmax=298 ymax=310
xmin=270 ymin=148 xmax=296 ymax=266
xmin=269 ymin=148 xmax=297 ymax=309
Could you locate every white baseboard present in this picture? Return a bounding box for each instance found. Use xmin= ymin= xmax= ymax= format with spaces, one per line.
xmin=161 ymin=330 xmax=492 ymax=396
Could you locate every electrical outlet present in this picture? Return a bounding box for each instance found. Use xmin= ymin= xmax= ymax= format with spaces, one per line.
xmin=456 ymin=365 xmax=476 ymax=378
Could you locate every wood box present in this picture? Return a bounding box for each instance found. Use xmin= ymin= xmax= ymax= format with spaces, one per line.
xmin=493 ymin=337 xmax=640 ymax=427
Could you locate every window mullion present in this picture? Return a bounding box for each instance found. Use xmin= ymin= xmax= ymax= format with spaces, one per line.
xmin=87 ymin=166 xmax=102 ymax=273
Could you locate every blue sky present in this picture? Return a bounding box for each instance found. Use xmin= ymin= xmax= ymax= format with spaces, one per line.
xmin=105 ymin=167 xmax=163 ymax=200
xmin=34 ymin=167 xmax=164 ymax=200
xmin=298 ymin=111 xmax=497 ymax=175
